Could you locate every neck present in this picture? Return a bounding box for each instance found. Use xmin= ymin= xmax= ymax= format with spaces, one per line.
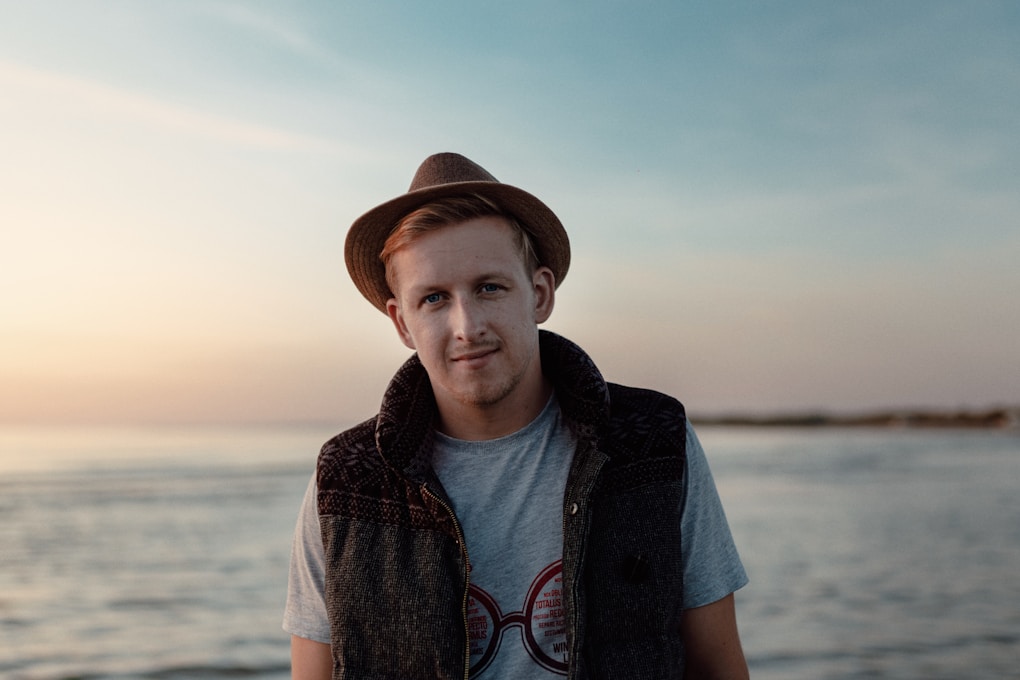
xmin=435 ymin=377 xmax=553 ymax=441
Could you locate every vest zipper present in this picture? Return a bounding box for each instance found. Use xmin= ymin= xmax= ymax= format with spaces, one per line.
xmin=422 ymin=484 xmax=471 ymax=680
xmin=563 ymin=445 xmax=607 ymax=680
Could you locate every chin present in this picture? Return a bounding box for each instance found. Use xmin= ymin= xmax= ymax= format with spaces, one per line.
xmin=450 ymin=381 xmax=517 ymax=409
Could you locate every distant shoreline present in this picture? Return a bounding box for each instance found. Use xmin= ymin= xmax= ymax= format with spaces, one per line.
xmin=691 ymin=407 xmax=1020 ymax=430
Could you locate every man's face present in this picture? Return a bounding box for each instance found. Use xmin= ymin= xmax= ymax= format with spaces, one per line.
xmin=385 ymin=216 xmax=555 ymax=419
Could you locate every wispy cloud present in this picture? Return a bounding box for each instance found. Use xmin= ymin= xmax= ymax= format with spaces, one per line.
xmin=0 ymin=59 xmax=348 ymax=154
xmin=198 ymin=2 xmax=343 ymax=69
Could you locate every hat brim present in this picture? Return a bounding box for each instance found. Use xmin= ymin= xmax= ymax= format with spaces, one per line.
xmin=345 ymin=180 xmax=570 ymax=312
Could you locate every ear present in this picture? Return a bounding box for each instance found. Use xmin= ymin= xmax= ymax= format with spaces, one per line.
xmin=386 ymin=298 xmax=417 ymax=350
xmin=532 ymin=266 xmax=556 ymax=324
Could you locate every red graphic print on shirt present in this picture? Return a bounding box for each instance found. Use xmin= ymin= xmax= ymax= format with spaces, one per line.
xmin=467 ymin=560 xmax=568 ymax=677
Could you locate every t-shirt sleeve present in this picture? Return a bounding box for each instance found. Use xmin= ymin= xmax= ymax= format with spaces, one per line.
xmin=282 ymin=472 xmax=331 ymax=643
xmin=680 ymin=423 xmax=749 ymax=609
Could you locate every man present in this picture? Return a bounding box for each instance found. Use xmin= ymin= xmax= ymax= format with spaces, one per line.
xmin=284 ymin=153 xmax=749 ymax=679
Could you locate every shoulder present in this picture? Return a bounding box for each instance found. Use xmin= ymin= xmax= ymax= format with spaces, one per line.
xmin=315 ymin=416 xmax=438 ymax=526
xmin=316 ymin=417 xmax=383 ymax=491
xmin=589 ymin=383 xmax=689 ymax=494
xmin=607 ymin=383 xmax=685 ymax=414
xmin=319 ymin=416 xmax=376 ymax=461
xmin=604 ymin=383 xmax=687 ymax=452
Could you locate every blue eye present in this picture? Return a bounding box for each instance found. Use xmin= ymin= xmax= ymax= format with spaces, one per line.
xmin=481 ymin=283 xmax=501 ymax=293
xmin=423 ymin=293 xmax=443 ymax=305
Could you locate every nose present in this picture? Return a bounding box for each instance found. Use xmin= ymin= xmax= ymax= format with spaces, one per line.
xmin=451 ymin=296 xmax=487 ymax=342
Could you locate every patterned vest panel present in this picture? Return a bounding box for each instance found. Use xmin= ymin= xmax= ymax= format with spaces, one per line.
xmin=317 ymin=419 xmax=467 ymax=679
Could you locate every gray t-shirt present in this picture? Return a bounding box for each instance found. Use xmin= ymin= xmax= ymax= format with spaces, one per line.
xmin=284 ymin=397 xmax=747 ymax=677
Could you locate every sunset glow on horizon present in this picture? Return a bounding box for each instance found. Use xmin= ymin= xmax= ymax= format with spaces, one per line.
xmin=2 ymin=1 xmax=1018 ymax=426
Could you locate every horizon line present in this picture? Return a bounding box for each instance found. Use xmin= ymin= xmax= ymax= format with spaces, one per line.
xmin=2 ymin=404 xmax=1018 ymax=430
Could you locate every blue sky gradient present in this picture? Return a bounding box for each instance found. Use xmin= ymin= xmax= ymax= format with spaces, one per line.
xmin=2 ymin=1 xmax=1017 ymax=424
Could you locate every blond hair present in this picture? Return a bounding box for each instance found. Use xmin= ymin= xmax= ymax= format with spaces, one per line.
xmin=381 ymin=194 xmax=540 ymax=292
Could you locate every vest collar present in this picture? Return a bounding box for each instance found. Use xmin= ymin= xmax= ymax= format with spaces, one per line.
xmin=374 ymin=330 xmax=611 ymax=479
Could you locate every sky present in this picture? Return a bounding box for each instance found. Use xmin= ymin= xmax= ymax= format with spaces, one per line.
xmin=1 ymin=0 xmax=1018 ymax=426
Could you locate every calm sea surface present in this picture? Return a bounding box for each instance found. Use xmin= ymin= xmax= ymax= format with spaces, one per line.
xmin=1 ymin=424 xmax=1018 ymax=679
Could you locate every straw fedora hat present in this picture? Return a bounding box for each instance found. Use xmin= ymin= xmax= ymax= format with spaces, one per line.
xmin=344 ymin=152 xmax=570 ymax=312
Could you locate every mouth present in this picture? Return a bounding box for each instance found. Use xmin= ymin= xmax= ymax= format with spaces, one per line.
xmin=451 ymin=347 xmax=498 ymax=366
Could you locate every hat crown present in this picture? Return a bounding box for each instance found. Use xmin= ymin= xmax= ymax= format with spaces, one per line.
xmin=409 ymin=153 xmax=498 ymax=192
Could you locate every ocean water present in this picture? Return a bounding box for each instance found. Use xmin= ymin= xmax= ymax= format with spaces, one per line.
xmin=1 ymin=424 xmax=1018 ymax=679
xmin=0 ymin=425 xmax=324 ymax=680
xmin=700 ymin=426 xmax=1020 ymax=680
